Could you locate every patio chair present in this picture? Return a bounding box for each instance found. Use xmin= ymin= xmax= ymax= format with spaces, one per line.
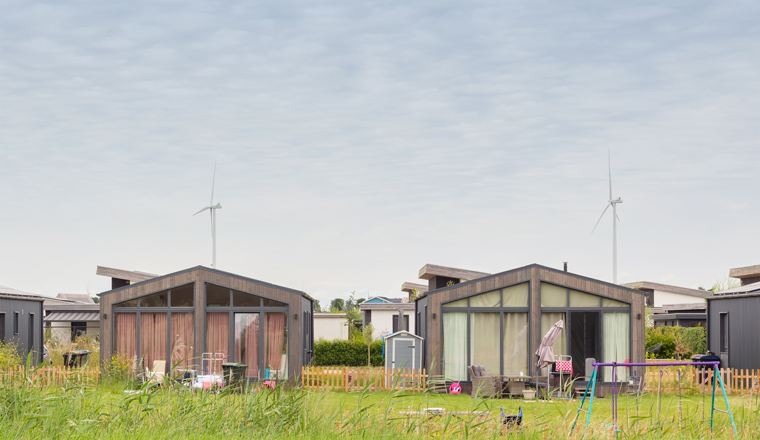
xmin=467 ymin=365 xmax=502 ymax=398
xmin=145 ymin=360 xmax=167 ymax=384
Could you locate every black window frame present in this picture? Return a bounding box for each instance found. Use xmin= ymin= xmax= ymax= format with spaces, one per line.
xmin=14 ymin=312 xmax=19 ymax=335
xmin=719 ymin=312 xmax=728 ymax=353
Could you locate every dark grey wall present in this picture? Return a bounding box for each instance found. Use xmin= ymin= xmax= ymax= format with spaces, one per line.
xmin=707 ymin=296 xmax=760 ymax=370
xmin=0 ymin=298 xmax=44 ymax=364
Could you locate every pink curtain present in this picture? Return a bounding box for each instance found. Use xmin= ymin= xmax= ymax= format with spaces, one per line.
xmin=115 ymin=313 xmax=137 ymax=360
xmin=171 ymin=313 xmax=194 ymax=369
xmin=140 ymin=313 xmax=168 ymax=372
xmin=266 ymin=313 xmax=286 ymax=371
xmin=206 ymin=313 xmax=229 ymax=373
xmin=235 ymin=314 xmax=259 ymax=378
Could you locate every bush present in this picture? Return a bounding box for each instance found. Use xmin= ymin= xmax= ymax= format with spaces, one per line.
xmin=645 ymin=326 xmax=706 ymax=359
xmin=314 ymin=339 xmax=384 ymax=367
xmin=0 ymin=340 xmax=22 ymax=368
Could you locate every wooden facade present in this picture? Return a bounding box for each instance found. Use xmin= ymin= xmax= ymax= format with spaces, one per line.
xmin=415 ymin=264 xmax=646 ymax=381
xmin=99 ymin=266 xmax=313 ymax=381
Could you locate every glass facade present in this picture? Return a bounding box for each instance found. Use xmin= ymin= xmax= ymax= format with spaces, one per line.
xmin=441 ymin=283 xmax=530 ymax=381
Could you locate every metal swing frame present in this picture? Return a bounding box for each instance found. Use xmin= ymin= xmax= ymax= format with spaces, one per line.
xmin=570 ymin=361 xmax=737 ymax=436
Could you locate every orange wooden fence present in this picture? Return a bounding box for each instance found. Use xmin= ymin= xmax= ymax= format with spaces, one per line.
xmin=641 ymin=364 xmax=759 ymax=394
xmin=0 ymin=365 xmax=100 ymax=387
xmin=301 ymin=366 xmax=428 ymax=392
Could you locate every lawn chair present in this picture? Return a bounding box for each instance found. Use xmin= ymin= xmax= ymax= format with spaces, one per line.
xmin=145 ymin=360 xmax=167 ymax=384
xmin=467 ymin=365 xmax=502 ymax=398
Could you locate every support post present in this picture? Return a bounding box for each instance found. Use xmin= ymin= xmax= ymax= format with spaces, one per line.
xmin=586 ymin=366 xmax=599 ymax=426
xmin=715 ymin=366 xmax=738 ymax=436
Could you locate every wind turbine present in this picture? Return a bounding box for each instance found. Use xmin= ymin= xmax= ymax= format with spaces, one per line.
xmin=194 ymin=163 xmax=222 ymax=268
xmin=592 ymin=151 xmax=623 ymax=284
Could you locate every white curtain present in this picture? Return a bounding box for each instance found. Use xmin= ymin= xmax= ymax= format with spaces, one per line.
xmin=603 ymin=312 xmax=630 ymax=382
xmin=443 ymin=313 xmax=467 ymax=381
xmin=470 ymin=313 xmax=500 ymax=375
xmin=503 ymin=313 xmax=528 ymax=376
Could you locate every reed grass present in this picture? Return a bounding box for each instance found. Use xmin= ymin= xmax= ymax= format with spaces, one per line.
xmin=0 ymin=374 xmax=757 ymax=439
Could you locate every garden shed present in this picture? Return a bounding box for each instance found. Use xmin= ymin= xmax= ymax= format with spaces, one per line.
xmin=384 ymin=331 xmax=423 ymax=371
xmin=98 ymin=266 xmax=314 ymax=382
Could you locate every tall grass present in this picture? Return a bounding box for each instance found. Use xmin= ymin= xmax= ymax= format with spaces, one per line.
xmin=0 ymin=374 xmax=757 ymax=439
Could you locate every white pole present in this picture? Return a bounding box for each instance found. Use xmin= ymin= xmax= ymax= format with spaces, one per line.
xmin=612 ymin=202 xmax=617 ymax=284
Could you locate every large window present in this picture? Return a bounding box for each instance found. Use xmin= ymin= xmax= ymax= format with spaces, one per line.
xmin=112 ymin=283 xmax=194 ymax=373
xmin=442 ymin=283 xmax=530 ymax=381
xmin=204 ymin=283 xmax=289 ymax=379
xmin=540 ymin=282 xmax=631 ymax=381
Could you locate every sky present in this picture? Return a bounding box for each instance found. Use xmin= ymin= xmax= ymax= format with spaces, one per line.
xmin=1 ymin=1 xmax=758 ymax=305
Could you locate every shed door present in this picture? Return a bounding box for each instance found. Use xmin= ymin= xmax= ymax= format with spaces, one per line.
xmin=392 ymin=338 xmax=416 ymax=370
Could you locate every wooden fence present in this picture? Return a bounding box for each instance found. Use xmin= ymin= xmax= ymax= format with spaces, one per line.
xmin=0 ymin=365 xmax=100 ymax=387
xmin=640 ymin=364 xmax=760 ymax=394
xmin=301 ymin=367 xmax=428 ymax=392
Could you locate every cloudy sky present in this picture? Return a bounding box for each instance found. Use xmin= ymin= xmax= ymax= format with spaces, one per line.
xmin=1 ymin=1 xmax=758 ymax=304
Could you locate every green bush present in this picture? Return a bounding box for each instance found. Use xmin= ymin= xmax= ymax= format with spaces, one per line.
xmin=314 ymin=339 xmax=384 ymax=367
xmin=645 ymin=325 xmax=706 ymax=359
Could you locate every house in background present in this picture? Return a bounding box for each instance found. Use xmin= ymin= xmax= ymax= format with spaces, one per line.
xmin=314 ymin=313 xmax=349 ymax=340
xmin=0 ymin=285 xmax=44 ymax=364
xmin=651 ymin=303 xmax=706 ymax=328
xmin=360 ymin=296 xmax=415 ymax=339
xmin=706 ymin=264 xmax=760 ymax=370
xmin=98 ymin=265 xmax=314 ymax=381
xmin=415 ymin=263 xmax=646 ymax=391
xmin=43 ymin=294 xmax=101 ymax=343
xmin=622 ymin=281 xmax=711 ymax=308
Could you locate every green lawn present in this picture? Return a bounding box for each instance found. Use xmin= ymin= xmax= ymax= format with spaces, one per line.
xmin=0 ymin=380 xmax=757 ymax=439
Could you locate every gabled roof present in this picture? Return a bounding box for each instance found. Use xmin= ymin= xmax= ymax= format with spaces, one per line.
xmin=98 ymin=265 xmax=312 ymax=300
xmin=622 ymin=281 xmax=711 ymax=298
xmin=417 ymin=263 xmax=645 ymax=300
xmin=363 ymin=296 xmax=405 ymax=304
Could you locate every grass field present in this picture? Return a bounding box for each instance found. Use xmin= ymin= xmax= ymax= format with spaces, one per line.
xmin=0 ymin=378 xmax=758 ymax=439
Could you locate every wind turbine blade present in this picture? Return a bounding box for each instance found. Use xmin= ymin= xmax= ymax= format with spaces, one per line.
xmin=193 ymin=206 xmax=211 ymax=216
xmin=608 ymin=150 xmax=613 ymax=200
xmin=210 ymin=161 xmax=217 ymax=204
xmin=591 ymin=203 xmax=611 ymax=234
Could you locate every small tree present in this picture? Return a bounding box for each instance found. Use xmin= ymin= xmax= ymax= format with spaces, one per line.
xmin=313 ymin=299 xmax=321 ymax=312
xmin=362 ymin=323 xmax=375 ymax=367
xmin=329 ymin=298 xmax=345 ymax=312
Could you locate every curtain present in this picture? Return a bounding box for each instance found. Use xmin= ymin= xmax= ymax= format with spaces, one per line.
xmin=470 ymin=313 xmax=500 ymax=375
xmin=171 ymin=313 xmax=194 ymax=369
xmin=235 ymin=314 xmax=260 ymax=378
xmin=266 ymin=313 xmax=286 ymax=377
xmin=115 ymin=313 xmax=137 ymax=363
xmin=603 ymin=312 xmax=630 ymax=381
xmin=140 ymin=313 xmax=168 ymax=372
xmin=540 ymin=312 xmax=566 ymax=374
xmin=443 ymin=312 xmax=467 ymax=381
xmin=206 ymin=312 xmax=229 ymax=374
xmin=503 ymin=313 xmax=528 ymax=376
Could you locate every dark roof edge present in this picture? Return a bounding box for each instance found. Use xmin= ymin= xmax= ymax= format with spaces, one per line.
xmin=98 ymin=265 xmax=312 ymax=300
xmin=0 ymin=294 xmax=46 ymax=302
xmin=416 ymin=263 xmax=645 ymax=300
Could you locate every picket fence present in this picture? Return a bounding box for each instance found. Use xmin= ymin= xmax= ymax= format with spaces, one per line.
xmin=640 ymin=363 xmax=760 ymax=394
xmin=0 ymin=365 xmax=100 ymax=387
xmin=301 ymin=366 xmax=428 ymax=392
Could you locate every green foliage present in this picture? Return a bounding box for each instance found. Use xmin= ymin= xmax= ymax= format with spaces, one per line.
xmin=645 ymin=325 xmax=706 ymax=359
xmin=314 ymin=339 xmax=383 ymax=367
xmin=312 ymin=299 xmax=321 ymax=312
xmin=0 ymin=340 xmax=22 ymax=368
xmin=328 ymin=298 xmax=344 ymax=312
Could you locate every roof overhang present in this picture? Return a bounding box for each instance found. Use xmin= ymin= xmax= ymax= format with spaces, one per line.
xmin=96 ymin=266 xmax=158 ymax=283
xmin=418 ymin=264 xmax=490 ymax=281
xmin=729 ymin=264 xmax=760 ymax=280
xmin=622 ymin=281 xmax=710 ymax=298
xmin=401 ymin=282 xmax=428 ymax=293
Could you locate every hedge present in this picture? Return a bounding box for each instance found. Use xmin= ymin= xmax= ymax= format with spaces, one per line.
xmin=314 ymin=339 xmax=384 ymax=367
xmin=645 ymin=325 xmax=706 ymax=359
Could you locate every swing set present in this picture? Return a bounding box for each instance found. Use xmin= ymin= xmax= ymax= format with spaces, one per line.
xmin=570 ymin=361 xmax=737 ymax=436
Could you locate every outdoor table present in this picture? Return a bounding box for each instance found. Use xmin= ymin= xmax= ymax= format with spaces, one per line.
xmin=500 ymin=376 xmax=529 ymax=397
xmin=62 ymin=350 xmax=90 ymax=368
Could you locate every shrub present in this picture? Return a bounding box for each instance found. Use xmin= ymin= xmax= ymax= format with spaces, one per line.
xmin=645 ymin=325 xmax=706 ymax=359
xmin=314 ymin=339 xmax=383 ymax=367
xmin=0 ymin=340 xmax=22 ymax=368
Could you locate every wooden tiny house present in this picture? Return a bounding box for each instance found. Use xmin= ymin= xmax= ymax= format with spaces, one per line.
xmin=414 ymin=264 xmax=646 ymax=384
xmin=99 ymin=266 xmax=314 ymax=381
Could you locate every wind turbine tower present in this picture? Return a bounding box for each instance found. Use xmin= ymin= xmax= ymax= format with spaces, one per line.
xmin=194 ymin=163 xmax=222 ymax=268
xmin=592 ymin=152 xmax=623 ymax=284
